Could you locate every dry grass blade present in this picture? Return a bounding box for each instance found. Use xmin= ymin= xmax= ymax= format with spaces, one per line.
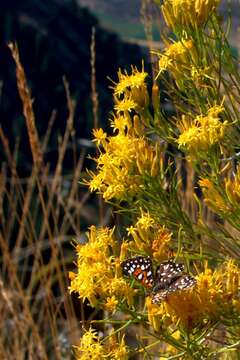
xmin=91 ymin=27 xmax=99 ymax=129
xmin=0 ymin=47 xmax=96 ymax=359
xmin=8 ymin=42 xmax=43 ymax=168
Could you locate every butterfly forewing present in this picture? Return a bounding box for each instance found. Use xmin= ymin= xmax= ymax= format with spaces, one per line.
xmin=155 ymin=260 xmax=184 ymax=287
xmin=121 ymin=256 xmax=154 ymax=289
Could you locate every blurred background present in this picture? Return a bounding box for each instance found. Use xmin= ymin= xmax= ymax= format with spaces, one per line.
xmin=0 ymin=0 xmax=239 ymax=359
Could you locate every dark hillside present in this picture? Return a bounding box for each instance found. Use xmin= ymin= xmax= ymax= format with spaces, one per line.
xmin=0 ymin=0 xmax=144 ymax=175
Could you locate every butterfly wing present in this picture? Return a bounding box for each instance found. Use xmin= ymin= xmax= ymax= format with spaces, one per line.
xmin=121 ymin=256 xmax=154 ymax=289
xmin=155 ymin=260 xmax=184 ymax=288
xmin=152 ymin=274 xmax=196 ymax=304
xmin=168 ymin=275 xmax=196 ymax=292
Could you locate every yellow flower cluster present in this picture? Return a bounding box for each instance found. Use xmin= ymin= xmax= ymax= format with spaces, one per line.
xmin=225 ymin=165 xmax=240 ymax=210
xmin=126 ymin=210 xmax=173 ymax=261
xmin=69 ymin=226 xmax=135 ymax=309
xmin=87 ymin=67 xmax=161 ymax=201
xmin=162 ymin=0 xmax=220 ymax=29
xmin=75 ymin=328 xmax=128 ymax=360
xmin=147 ymin=261 xmax=240 ymax=330
xmin=113 ymin=66 xmax=149 ymax=113
xmin=89 ymin=124 xmax=161 ymax=201
xmin=157 ymin=39 xmax=213 ymax=89
xmin=158 ymin=39 xmax=197 ymax=85
xmin=177 ymin=104 xmax=228 ymax=159
xmin=200 ymin=166 xmax=240 ymax=214
xmin=199 ymin=178 xmax=231 ymax=214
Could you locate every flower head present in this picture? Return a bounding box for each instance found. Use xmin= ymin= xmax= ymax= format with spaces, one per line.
xmin=199 ymin=165 xmax=240 ymax=215
xmin=114 ymin=96 xmax=137 ymax=114
xmin=199 ymin=178 xmax=231 ymax=213
xmin=126 ymin=211 xmax=173 ymax=258
xmin=146 ymin=296 xmax=167 ymax=332
xmin=161 ymin=0 xmax=220 ymax=29
xmin=114 ymin=66 xmax=148 ymax=96
xmin=110 ymin=114 xmax=131 ymax=134
xmin=87 ymin=130 xmax=161 ymax=201
xmin=177 ymin=104 xmax=228 ymax=159
xmin=113 ymin=66 xmax=149 ymax=113
xmin=106 ymin=334 xmax=129 ymax=360
xmin=156 ymin=39 xmax=205 ymax=89
xmin=225 ymin=165 xmax=240 ymax=208
xmin=75 ymin=329 xmax=129 ymax=360
xmin=92 ymin=128 xmax=107 ymax=148
xmin=158 ymin=39 xmax=195 ymax=72
xmin=104 ymin=296 xmax=119 ymax=312
xmin=69 ymin=226 xmax=134 ymax=308
xmin=75 ymin=328 xmax=105 ymax=360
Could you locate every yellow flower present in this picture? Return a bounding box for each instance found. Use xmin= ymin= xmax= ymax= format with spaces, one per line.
xmin=112 ymin=66 xmax=149 ymax=112
xmin=158 ymin=39 xmax=195 ymax=72
xmin=177 ymin=104 xmax=228 ymax=159
xmin=87 ymin=129 xmax=161 ymax=201
xmin=136 ymin=140 xmax=161 ymax=176
xmin=199 ymin=165 xmax=240 ymax=215
xmin=136 ymin=210 xmax=155 ymax=230
xmin=224 ymin=260 xmax=240 ymax=296
xmin=107 ymin=335 xmax=129 ymax=360
xmin=88 ymin=171 xmax=105 ymax=192
xmin=105 ymin=296 xmax=118 ymax=312
xmin=120 ymin=241 xmax=129 ymax=261
xmin=126 ymin=212 xmax=173 ymax=258
xmin=199 ymin=178 xmax=231 ymax=213
xmin=126 ymin=225 xmax=137 ymax=236
xmin=156 ymin=39 xmax=201 ymax=88
xmin=110 ymin=114 xmax=131 ymax=134
xmin=126 ymin=211 xmax=155 ymax=253
xmin=92 ymin=128 xmax=107 ymax=147
xmin=190 ymin=65 xmax=213 ymax=85
xmin=114 ymin=66 xmax=148 ymax=96
xmin=109 ymin=277 xmax=135 ymax=306
xmin=75 ymin=328 xmax=106 ymax=360
xmin=69 ymin=226 xmax=134 ymax=308
xmin=146 ymin=296 xmax=167 ymax=332
xmin=75 ymin=329 xmax=129 ymax=360
xmin=161 ymin=0 xmax=220 ymax=29
xmin=151 ymin=226 xmax=173 ymax=261
xmin=85 ymin=67 xmax=162 ymax=202
xmin=114 ymin=96 xmax=137 ymax=113
xmin=164 ymin=331 xmax=181 ymax=357
xmin=225 ymin=165 xmax=240 ymax=208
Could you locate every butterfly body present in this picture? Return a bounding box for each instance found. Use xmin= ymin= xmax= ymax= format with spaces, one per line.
xmin=121 ymin=256 xmax=196 ymax=303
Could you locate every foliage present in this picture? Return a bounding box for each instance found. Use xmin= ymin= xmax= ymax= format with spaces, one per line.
xmin=70 ymin=0 xmax=240 ymax=358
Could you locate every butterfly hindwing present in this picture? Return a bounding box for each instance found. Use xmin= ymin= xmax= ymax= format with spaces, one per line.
xmin=152 ymin=274 xmax=196 ymax=304
xmin=168 ymin=274 xmax=196 ymax=292
xmin=121 ymin=256 xmax=154 ymax=289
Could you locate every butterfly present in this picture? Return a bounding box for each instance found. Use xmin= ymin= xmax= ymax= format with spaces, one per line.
xmin=121 ymin=256 xmax=196 ymax=304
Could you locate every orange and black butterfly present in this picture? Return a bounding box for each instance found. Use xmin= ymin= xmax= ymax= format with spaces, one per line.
xmin=121 ymin=256 xmax=196 ymax=304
